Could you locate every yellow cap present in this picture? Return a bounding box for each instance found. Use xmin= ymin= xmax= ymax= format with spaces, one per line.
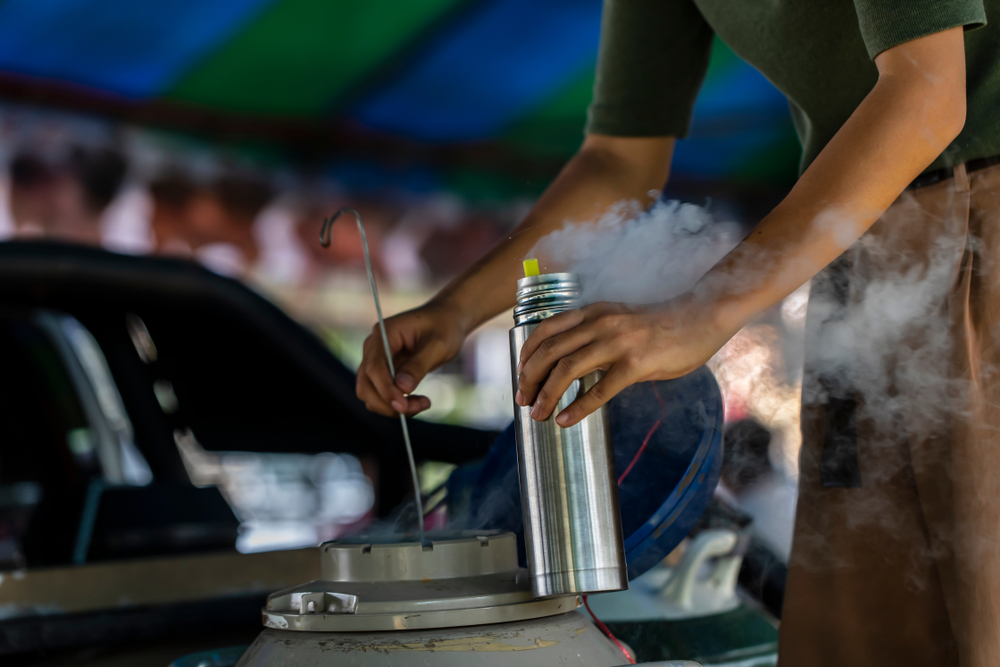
xmin=522 ymin=258 xmax=540 ymax=277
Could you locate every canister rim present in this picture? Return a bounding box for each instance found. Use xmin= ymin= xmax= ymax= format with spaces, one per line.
xmin=515 ymin=272 xmax=578 ymax=290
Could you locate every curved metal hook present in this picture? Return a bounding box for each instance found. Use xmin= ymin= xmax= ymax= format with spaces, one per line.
xmin=318 ymin=206 xmax=425 ymax=539
xmin=319 ymin=207 xmax=361 ymax=248
xmin=319 ymin=207 xmax=390 ymax=372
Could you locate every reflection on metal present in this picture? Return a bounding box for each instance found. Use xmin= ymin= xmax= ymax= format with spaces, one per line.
xmin=169 ymin=646 xmax=248 ymax=667
xmin=320 ymin=207 xmax=424 ymax=541
xmin=174 ymin=428 xmax=219 ymax=487
xmin=511 ymin=272 xmax=581 ymax=326
xmin=72 ymin=479 xmax=105 ymax=565
xmin=66 ymin=427 xmax=96 ymax=457
xmin=153 ymin=378 xmax=180 ymax=414
xmin=152 ymin=378 xmax=179 ymax=414
xmin=33 ymin=310 xmax=152 ymax=486
xmin=509 ymin=274 xmax=628 ymax=598
xmin=173 ymin=430 xmax=376 ymax=553
xmin=125 ymin=312 xmax=157 ymax=363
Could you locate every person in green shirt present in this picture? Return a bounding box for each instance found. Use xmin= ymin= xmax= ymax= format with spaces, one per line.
xmin=357 ymin=1 xmax=1000 ymax=664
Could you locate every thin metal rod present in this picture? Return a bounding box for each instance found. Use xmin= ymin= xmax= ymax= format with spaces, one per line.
xmin=321 ymin=208 xmax=425 ymax=540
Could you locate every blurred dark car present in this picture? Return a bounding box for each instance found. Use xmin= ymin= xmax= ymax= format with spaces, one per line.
xmin=0 ymin=241 xmax=496 ymax=664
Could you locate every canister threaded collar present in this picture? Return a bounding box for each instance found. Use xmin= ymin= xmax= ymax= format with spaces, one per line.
xmin=513 ymin=272 xmax=581 ymax=325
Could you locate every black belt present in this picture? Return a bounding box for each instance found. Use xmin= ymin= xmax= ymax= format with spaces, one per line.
xmin=908 ymin=154 xmax=1000 ymax=190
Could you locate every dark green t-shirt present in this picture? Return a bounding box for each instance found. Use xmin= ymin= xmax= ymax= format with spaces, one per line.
xmin=586 ymin=0 xmax=996 ymax=174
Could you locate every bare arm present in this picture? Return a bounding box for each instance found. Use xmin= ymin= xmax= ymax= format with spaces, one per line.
xmin=355 ymin=135 xmax=675 ymax=416
xmin=707 ymin=27 xmax=967 ymax=335
xmin=517 ymin=27 xmax=968 ymax=426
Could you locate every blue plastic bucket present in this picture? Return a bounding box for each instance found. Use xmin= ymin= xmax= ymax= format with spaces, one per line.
xmin=452 ymin=365 xmax=724 ymax=580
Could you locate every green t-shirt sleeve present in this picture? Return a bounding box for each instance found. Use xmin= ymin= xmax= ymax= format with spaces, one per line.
xmin=853 ymin=0 xmax=987 ymax=59
xmin=585 ymin=0 xmax=714 ymax=138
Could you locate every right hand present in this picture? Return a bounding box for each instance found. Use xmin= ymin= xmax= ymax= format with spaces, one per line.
xmin=355 ymin=300 xmax=468 ymax=417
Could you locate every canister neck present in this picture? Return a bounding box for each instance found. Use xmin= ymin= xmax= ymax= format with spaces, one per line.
xmin=513 ymin=272 xmax=581 ymax=325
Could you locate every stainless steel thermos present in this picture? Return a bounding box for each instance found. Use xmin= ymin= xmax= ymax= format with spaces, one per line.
xmin=509 ymin=269 xmax=628 ymax=598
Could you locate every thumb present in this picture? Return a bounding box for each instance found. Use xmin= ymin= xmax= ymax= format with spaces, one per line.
xmin=394 ymin=340 xmax=448 ymax=394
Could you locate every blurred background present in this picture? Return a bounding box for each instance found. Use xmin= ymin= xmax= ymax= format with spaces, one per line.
xmin=0 ymin=0 xmax=805 ymax=555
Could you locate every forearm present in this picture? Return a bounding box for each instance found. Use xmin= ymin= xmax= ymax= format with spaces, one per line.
xmin=696 ymin=30 xmax=966 ymax=336
xmin=432 ymin=135 xmax=675 ymax=333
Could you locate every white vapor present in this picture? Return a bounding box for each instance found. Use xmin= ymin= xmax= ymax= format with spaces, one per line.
xmin=527 ymin=198 xmax=742 ymax=306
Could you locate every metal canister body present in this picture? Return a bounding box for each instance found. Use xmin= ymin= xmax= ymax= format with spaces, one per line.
xmin=510 ymin=273 xmax=628 ymax=598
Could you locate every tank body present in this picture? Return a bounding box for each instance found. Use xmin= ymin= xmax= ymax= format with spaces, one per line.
xmin=237 ymin=611 xmax=629 ymax=667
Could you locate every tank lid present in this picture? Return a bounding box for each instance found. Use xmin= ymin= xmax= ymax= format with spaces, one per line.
xmin=262 ymin=532 xmax=578 ymax=632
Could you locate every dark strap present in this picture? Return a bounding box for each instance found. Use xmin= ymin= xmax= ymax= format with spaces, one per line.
xmin=819 ymin=391 xmax=862 ymax=488
xmin=908 ymin=167 xmax=953 ymax=190
xmin=967 ymin=154 xmax=1000 ymax=173
xmin=810 ymin=256 xmax=864 ymax=488
xmin=908 ymin=154 xmax=1000 ymax=191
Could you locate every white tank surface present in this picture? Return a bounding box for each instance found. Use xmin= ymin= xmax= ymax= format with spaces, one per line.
xmin=242 ymin=614 xmax=621 ymax=666
xmin=235 ymin=531 xmax=647 ymax=667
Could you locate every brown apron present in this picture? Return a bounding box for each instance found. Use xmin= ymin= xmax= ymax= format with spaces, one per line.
xmin=780 ymin=162 xmax=1000 ymax=667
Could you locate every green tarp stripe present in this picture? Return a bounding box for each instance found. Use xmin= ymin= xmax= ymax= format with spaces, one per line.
xmin=501 ymin=65 xmax=594 ymax=158
xmin=165 ymin=0 xmax=466 ymax=117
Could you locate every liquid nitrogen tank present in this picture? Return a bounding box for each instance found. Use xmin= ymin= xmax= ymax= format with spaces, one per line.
xmin=236 ymin=531 xmax=642 ymax=666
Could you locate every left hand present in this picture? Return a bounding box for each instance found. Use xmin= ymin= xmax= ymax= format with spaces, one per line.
xmin=513 ymin=298 xmax=730 ymax=427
